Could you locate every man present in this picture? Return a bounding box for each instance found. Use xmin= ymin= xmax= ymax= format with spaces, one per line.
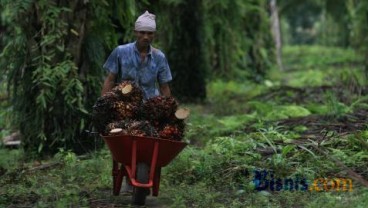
xmin=102 ymin=11 xmax=171 ymax=194
xmin=101 ymin=11 xmax=172 ymax=99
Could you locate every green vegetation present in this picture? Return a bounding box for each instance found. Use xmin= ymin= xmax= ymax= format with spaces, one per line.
xmin=0 ymin=0 xmax=274 ymax=156
xmin=1 ymin=0 xmax=368 ymax=206
xmin=0 ymin=0 xmax=120 ymax=156
xmin=1 ymin=45 xmax=368 ymax=207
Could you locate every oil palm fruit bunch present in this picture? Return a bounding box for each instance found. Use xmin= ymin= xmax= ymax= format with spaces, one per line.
xmin=92 ymin=85 xmax=190 ymax=140
xmin=157 ymin=108 xmax=190 ymax=140
xmin=105 ymin=120 xmax=131 ymax=135
xmin=106 ymin=120 xmax=158 ymax=137
xmin=92 ymin=92 xmax=120 ymax=134
xmin=127 ymin=120 xmax=159 ymax=137
xmin=112 ymin=81 xmax=143 ymax=104
xmin=158 ymin=124 xmax=183 ymax=140
xmin=110 ymin=81 xmax=143 ymax=120
xmin=92 ymin=82 xmax=144 ymax=135
xmin=142 ymin=96 xmax=178 ymax=121
xmin=112 ymin=101 xmax=140 ymax=120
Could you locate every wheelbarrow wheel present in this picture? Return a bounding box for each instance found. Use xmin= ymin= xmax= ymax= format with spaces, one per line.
xmin=132 ymin=163 xmax=149 ymax=206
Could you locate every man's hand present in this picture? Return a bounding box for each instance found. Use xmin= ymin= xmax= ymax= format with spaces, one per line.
xmin=101 ymin=72 xmax=117 ymax=96
xmin=159 ymin=83 xmax=171 ymax=97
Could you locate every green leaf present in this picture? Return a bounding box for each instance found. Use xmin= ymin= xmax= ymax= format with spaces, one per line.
xmin=281 ymin=145 xmax=295 ymax=156
xmin=298 ymin=145 xmax=316 ymax=157
xmin=38 ymin=143 xmax=44 ymax=153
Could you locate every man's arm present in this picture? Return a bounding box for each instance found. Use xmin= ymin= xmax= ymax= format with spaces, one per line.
xmin=159 ymin=83 xmax=171 ymax=97
xmin=101 ymin=72 xmax=117 ymax=96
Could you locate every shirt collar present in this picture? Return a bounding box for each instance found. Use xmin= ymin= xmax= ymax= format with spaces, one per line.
xmin=133 ymin=41 xmax=152 ymax=56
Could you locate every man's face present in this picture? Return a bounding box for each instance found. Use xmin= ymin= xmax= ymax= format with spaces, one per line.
xmin=134 ymin=30 xmax=155 ymax=48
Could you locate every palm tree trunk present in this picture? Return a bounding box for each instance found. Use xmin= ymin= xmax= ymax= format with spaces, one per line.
xmin=270 ymin=0 xmax=284 ymax=71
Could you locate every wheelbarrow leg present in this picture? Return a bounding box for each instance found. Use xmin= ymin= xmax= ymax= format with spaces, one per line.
xmin=112 ymin=160 xmax=125 ymax=195
xmin=152 ymin=167 xmax=161 ymax=196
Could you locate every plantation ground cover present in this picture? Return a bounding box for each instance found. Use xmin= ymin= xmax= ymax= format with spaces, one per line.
xmin=1 ymin=45 xmax=368 ymax=207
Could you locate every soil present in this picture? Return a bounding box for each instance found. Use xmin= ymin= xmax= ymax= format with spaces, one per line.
xmin=88 ymin=189 xmax=170 ymax=208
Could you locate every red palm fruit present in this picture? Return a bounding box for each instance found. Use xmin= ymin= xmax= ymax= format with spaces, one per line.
xmin=142 ymin=96 xmax=178 ymax=121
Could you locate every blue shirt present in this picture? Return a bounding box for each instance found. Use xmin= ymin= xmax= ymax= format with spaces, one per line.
xmin=103 ymin=42 xmax=172 ymax=99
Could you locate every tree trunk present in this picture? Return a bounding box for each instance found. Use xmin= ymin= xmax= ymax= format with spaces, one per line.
xmin=270 ymin=0 xmax=284 ymax=71
xmin=161 ymin=0 xmax=207 ymax=102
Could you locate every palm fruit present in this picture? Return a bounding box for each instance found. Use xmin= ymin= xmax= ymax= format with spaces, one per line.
xmin=92 ymin=92 xmax=120 ymax=134
xmin=92 ymin=83 xmax=190 ymax=140
xmin=105 ymin=120 xmax=131 ymax=135
xmin=112 ymin=81 xmax=143 ymax=104
xmin=112 ymin=101 xmax=140 ymax=120
xmin=110 ymin=81 xmax=144 ymax=120
xmin=159 ymin=124 xmax=183 ymax=141
xmin=155 ymin=107 xmax=190 ymax=141
xmin=127 ymin=120 xmax=159 ymax=137
xmin=92 ymin=86 xmax=142 ymax=135
xmin=142 ymin=96 xmax=178 ymax=121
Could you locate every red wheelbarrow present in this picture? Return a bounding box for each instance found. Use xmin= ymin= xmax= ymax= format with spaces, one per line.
xmin=102 ymin=134 xmax=187 ymax=205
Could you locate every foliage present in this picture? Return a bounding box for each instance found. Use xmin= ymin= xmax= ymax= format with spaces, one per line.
xmin=0 ymin=80 xmax=12 ymax=138
xmin=156 ymin=0 xmax=274 ymax=98
xmin=279 ymin=0 xmax=368 ymax=72
xmin=346 ymin=0 xmax=368 ymax=72
xmin=279 ymin=0 xmax=351 ymax=46
xmin=0 ymin=0 xmax=278 ymax=155
xmin=0 ymin=149 xmax=23 ymax=170
xmin=266 ymin=105 xmax=311 ymax=120
xmin=0 ymin=0 xmax=137 ymax=156
xmin=317 ymin=0 xmax=351 ymax=47
xmin=0 ymin=149 xmax=111 ymax=207
xmin=282 ymin=45 xmax=363 ymax=71
xmin=205 ymin=80 xmax=265 ymax=115
xmin=324 ymin=92 xmax=352 ymax=117
xmin=202 ymin=0 xmax=274 ymax=82
xmin=154 ymin=0 xmax=207 ymax=102
xmin=164 ymin=129 xmax=368 ymax=206
xmin=279 ymin=0 xmax=324 ymax=45
xmin=269 ymin=45 xmax=366 ymax=90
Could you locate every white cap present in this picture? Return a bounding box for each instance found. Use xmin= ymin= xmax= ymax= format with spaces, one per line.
xmin=135 ymin=11 xmax=156 ymax=32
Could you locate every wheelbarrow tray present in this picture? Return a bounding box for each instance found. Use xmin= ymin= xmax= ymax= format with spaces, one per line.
xmin=103 ymin=134 xmax=187 ymax=167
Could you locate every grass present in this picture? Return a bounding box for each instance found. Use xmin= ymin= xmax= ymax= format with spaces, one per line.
xmin=281 ymin=45 xmax=363 ymax=71
xmin=0 ymin=149 xmax=112 ymax=207
xmin=1 ymin=45 xmax=368 ymax=207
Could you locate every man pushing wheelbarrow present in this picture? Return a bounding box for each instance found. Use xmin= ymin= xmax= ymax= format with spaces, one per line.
xmin=94 ymin=11 xmax=189 ymax=206
xmin=101 ymin=10 xmax=171 ymax=100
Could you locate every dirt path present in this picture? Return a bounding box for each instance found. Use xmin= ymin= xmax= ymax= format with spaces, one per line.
xmin=89 ymin=189 xmax=171 ymax=208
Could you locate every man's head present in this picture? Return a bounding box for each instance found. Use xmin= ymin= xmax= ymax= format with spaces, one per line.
xmin=134 ymin=11 xmax=156 ymax=48
xmin=135 ymin=11 xmax=156 ymax=32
